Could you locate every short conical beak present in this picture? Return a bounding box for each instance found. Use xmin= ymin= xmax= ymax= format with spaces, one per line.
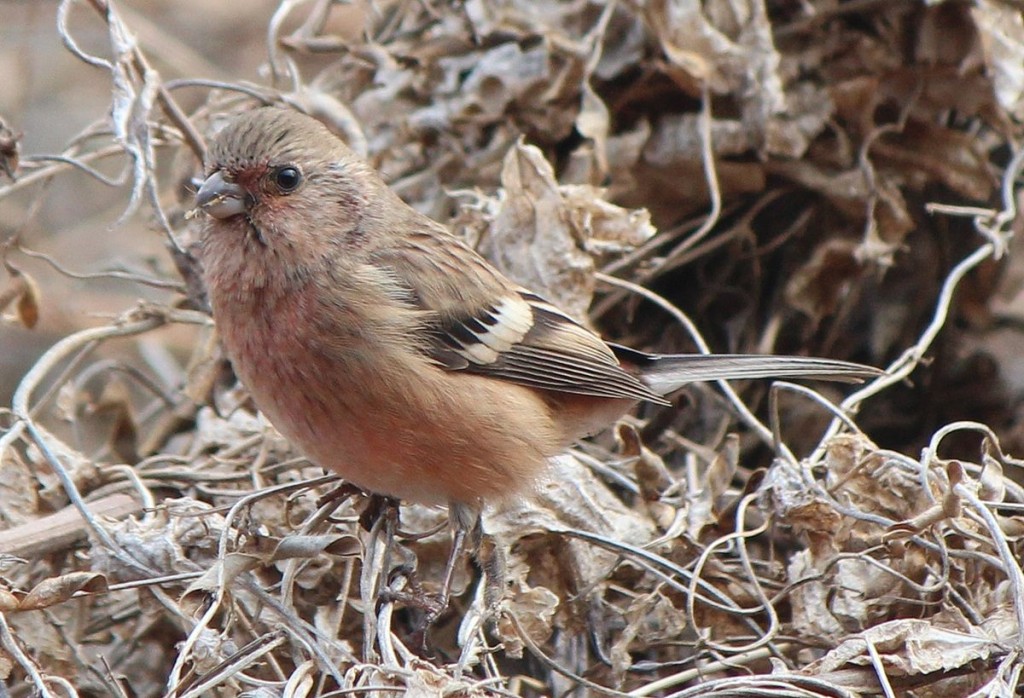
xmin=195 ymin=170 xmax=248 ymax=219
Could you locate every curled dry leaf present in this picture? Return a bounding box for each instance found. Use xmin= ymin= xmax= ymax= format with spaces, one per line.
xmin=609 ymin=591 xmax=689 ymax=678
xmin=885 ymin=464 xmax=962 ymax=537
xmin=469 ymin=141 xmax=654 ymax=319
xmin=266 ymin=533 xmax=362 ymax=562
xmin=179 ymin=552 xmax=260 ymax=616
xmin=0 ymin=262 xmax=40 ymax=329
xmin=782 ymin=428 xmax=1023 ymax=653
xmin=786 ymin=549 xmax=846 ymax=639
xmin=494 ymin=585 xmax=559 ymax=660
xmin=486 ymin=454 xmax=657 ymax=656
xmin=644 ymin=0 xmax=813 ymax=160
xmin=805 ymin=614 xmax=1010 ymax=677
xmin=487 ymin=453 xmax=657 ymax=561
xmin=188 ymin=627 xmax=240 ymax=676
xmin=0 ymin=587 xmax=21 ymax=613
xmin=14 ymin=572 xmax=108 ymax=612
xmin=979 ymin=448 xmax=1007 ymax=503
xmin=91 ymin=497 xmax=227 ymax=583
xmin=701 ymin=433 xmax=739 ymax=529
xmin=0 ymin=449 xmax=40 ymax=526
xmin=562 ymin=185 xmax=656 ymax=256
xmin=766 ymin=159 xmax=914 ymax=253
xmin=872 ymin=120 xmax=996 ymax=202
xmin=403 ymin=659 xmax=480 ymax=698
xmin=477 ymin=141 xmax=598 ymax=319
xmin=181 ymin=534 xmax=361 ymax=614
xmin=762 ymin=459 xmax=843 ymax=562
xmin=644 ymin=112 xmax=749 ymax=165
xmin=619 ymin=436 xmax=675 ymax=537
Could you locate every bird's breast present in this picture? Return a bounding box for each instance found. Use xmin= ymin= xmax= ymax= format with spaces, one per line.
xmin=205 ymin=266 xmax=564 ymax=506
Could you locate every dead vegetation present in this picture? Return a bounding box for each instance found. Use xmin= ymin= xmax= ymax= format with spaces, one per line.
xmin=2 ymin=0 xmax=1024 ymax=695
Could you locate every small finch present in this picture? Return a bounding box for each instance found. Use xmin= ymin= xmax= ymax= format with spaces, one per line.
xmin=194 ymin=107 xmax=877 ymax=524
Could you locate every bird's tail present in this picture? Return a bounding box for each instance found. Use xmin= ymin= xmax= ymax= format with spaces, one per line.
xmin=610 ymin=344 xmax=882 ymax=397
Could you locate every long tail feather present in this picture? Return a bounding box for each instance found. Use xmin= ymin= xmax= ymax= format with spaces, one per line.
xmin=610 ymin=344 xmax=882 ymax=397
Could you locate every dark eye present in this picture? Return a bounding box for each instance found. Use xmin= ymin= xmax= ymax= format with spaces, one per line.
xmin=273 ymin=166 xmax=302 ymax=193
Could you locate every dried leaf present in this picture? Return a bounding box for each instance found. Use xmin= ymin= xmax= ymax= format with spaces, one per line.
xmin=618 ymin=423 xmax=673 ymax=501
xmin=479 ymin=141 xmax=596 ymax=318
xmin=91 ymin=498 xmax=227 ymax=582
xmin=267 ymin=534 xmax=361 ymax=561
xmin=16 ymin=572 xmax=108 ymax=611
xmin=179 ymin=552 xmax=260 ymax=615
xmin=784 ymin=238 xmax=864 ymax=322
xmin=562 ymin=185 xmax=655 ymax=255
xmin=470 ymin=141 xmax=655 ymax=318
xmin=0 ymin=588 xmax=21 ymax=613
xmin=0 ymin=263 xmax=40 ymax=329
xmin=494 ymin=585 xmax=559 ymax=659
xmin=873 ymin=120 xmax=996 ymax=202
xmin=609 ymin=591 xmax=688 ymax=677
xmin=0 ymin=449 xmax=40 ymax=525
xmin=806 ymin=617 xmax=1006 ymax=676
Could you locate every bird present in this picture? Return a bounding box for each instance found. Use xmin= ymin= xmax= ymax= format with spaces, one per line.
xmin=192 ymin=106 xmax=878 ymax=609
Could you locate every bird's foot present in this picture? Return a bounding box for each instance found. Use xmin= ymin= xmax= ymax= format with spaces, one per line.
xmin=358 ymin=493 xmax=401 ymax=532
xmin=314 ymin=480 xmax=363 ymax=510
xmin=377 ymin=564 xmax=443 ymax=612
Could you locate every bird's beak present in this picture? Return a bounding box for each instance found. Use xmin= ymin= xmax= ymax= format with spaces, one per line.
xmin=195 ymin=170 xmax=248 ymax=219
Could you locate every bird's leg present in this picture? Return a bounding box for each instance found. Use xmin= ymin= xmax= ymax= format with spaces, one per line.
xmin=371 ymin=500 xmax=496 ymax=649
xmin=370 ymin=498 xmax=450 ymax=621
xmin=476 ymin=526 xmax=506 ymax=613
xmin=361 ymin=494 xmax=447 ymax=631
xmin=410 ymin=500 xmax=484 ymax=644
xmin=361 ymin=495 xmax=406 ymax=606
xmin=374 ymin=496 xmax=403 ymax=592
xmin=322 ymin=488 xmax=420 ymax=611
xmin=425 ymin=502 xmax=481 ymax=625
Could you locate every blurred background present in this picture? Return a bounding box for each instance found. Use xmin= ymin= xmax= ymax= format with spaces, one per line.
xmin=0 ymin=1 xmax=283 ymax=405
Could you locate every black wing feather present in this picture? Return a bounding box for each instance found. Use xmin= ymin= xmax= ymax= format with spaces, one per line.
xmin=424 ymin=292 xmax=667 ymax=404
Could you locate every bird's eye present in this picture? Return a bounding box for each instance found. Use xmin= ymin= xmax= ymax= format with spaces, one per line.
xmin=272 ymin=166 xmax=302 ymax=193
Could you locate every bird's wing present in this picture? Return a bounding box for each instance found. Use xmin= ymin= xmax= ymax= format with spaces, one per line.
xmin=426 ymin=290 xmax=669 ymax=404
xmin=371 ymin=228 xmax=667 ymax=404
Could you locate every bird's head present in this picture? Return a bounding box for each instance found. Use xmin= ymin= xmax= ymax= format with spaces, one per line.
xmin=194 ymin=107 xmax=372 ymax=254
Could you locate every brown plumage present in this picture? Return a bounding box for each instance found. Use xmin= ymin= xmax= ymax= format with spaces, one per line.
xmin=195 ymin=107 xmax=879 ymax=510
